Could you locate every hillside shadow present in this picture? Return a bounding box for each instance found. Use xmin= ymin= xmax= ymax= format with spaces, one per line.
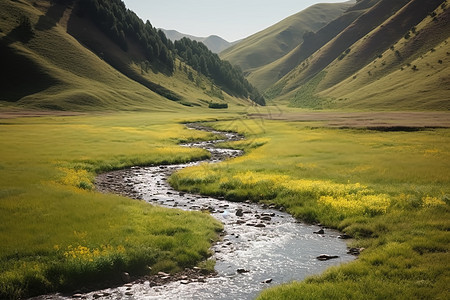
xmin=0 ymin=41 xmax=58 ymax=102
xmin=0 ymin=1 xmax=68 ymax=46
xmin=35 ymin=2 xmax=67 ymax=31
xmin=1 ymin=19 xmax=35 ymax=45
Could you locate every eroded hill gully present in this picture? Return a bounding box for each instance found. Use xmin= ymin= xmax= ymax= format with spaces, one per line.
xmin=40 ymin=123 xmax=355 ymax=300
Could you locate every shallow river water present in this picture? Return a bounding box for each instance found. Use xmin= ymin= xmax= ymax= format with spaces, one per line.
xmin=38 ymin=124 xmax=354 ymax=300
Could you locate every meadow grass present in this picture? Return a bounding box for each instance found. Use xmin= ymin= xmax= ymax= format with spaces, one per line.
xmin=0 ymin=112 xmax=238 ymax=299
xmin=169 ymin=119 xmax=450 ymax=299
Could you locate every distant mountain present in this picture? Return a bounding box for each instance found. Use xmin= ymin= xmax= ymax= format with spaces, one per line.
xmin=203 ymin=35 xmax=239 ymax=54
xmin=161 ymin=29 xmax=237 ymax=53
xmin=267 ymin=0 xmax=450 ymax=110
xmin=220 ymin=1 xmax=354 ymax=88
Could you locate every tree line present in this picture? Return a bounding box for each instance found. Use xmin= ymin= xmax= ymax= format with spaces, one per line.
xmin=77 ymin=0 xmax=174 ymax=72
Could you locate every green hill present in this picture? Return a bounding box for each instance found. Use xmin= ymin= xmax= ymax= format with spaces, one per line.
xmin=318 ymin=0 xmax=450 ymax=109
xmin=268 ymin=0 xmax=449 ymax=110
xmin=0 ymin=0 xmax=261 ymax=111
xmin=220 ymin=2 xmax=353 ymax=80
xmin=248 ymin=1 xmax=377 ymax=91
xmin=1 ymin=0 xmax=158 ymax=110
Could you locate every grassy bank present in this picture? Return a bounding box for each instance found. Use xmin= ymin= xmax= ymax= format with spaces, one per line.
xmin=169 ymin=119 xmax=450 ymax=299
xmin=0 ymin=112 xmax=230 ymax=299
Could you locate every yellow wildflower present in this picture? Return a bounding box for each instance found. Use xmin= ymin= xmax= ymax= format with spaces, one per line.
xmin=422 ymin=196 xmax=446 ymax=207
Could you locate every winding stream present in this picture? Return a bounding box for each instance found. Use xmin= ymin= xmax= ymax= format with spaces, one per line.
xmin=43 ymin=124 xmax=355 ymax=299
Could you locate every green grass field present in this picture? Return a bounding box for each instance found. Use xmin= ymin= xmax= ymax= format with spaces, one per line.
xmin=0 ymin=112 xmax=242 ymax=299
xmin=170 ymin=118 xmax=450 ymax=299
xmin=1 ymin=109 xmax=449 ymax=299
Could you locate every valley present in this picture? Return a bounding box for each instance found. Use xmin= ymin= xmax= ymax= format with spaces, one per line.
xmin=0 ymin=0 xmax=449 ymax=299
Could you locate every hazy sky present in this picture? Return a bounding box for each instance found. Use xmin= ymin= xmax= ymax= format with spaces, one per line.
xmin=122 ymin=0 xmax=350 ymax=42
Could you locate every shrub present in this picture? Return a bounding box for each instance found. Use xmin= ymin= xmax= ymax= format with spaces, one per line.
xmin=19 ymin=15 xmax=30 ymax=28
xmin=208 ymin=103 xmax=228 ymax=109
xmin=16 ymin=15 xmax=34 ymax=41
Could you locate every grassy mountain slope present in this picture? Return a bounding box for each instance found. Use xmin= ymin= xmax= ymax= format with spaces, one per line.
xmin=0 ymin=0 xmax=166 ymax=111
xmin=220 ymin=2 xmax=353 ymax=75
xmin=269 ymin=0 xmax=449 ymax=110
xmin=270 ymin=0 xmax=411 ymax=96
xmin=248 ymin=1 xmax=376 ymax=91
xmin=317 ymin=0 xmax=447 ymax=91
xmin=0 ymin=0 xmax=250 ymax=111
xmin=320 ymin=1 xmax=450 ymax=109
